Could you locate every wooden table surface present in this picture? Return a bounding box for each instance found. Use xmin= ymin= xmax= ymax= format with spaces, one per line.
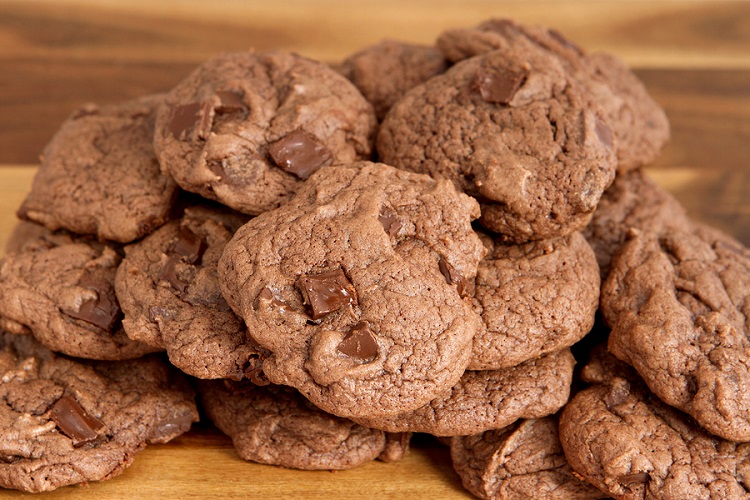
xmin=0 ymin=0 xmax=749 ymax=497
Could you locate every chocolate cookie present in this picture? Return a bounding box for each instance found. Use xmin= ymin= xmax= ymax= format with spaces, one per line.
xmin=0 ymin=331 xmax=198 ymax=493
xmin=219 ymin=162 xmax=485 ymax=419
xmin=0 ymin=228 xmax=157 ymax=360
xmin=602 ymin=222 xmax=750 ymax=441
xmin=377 ymin=46 xmax=616 ymax=242
xmin=470 ymin=231 xmax=599 ymax=370
xmin=436 ymin=18 xmax=670 ymax=171
xmin=352 ymin=349 xmax=575 ymax=436
xmin=560 ymin=350 xmax=750 ymax=499
xmin=197 ymin=379 xmax=409 ymax=470
xmin=153 ymin=50 xmax=377 ymax=215
xmin=584 ymin=169 xmax=690 ymax=278
xmin=451 ymin=416 xmax=605 ymax=500
xmin=115 ymin=205 xmax=264 ymax=379
xmin=18 ymin=94 xmax=177 ymax=243
xmin=336 ymin=40 xmax=448 ymax=120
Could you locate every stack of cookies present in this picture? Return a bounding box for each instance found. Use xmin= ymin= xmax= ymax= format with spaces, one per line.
xmin=0 ymin=16 xmax=747 ymax=500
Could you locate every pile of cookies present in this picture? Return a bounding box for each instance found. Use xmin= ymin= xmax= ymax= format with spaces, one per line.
xmin=1 ymin=16 xmax=748 ymax=499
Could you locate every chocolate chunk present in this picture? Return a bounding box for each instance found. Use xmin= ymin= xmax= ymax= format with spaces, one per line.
xmin=49 ymin=396 xmax=106 ymax=447
xmin=438 ymin=256 xmax=472 ymax=297
xmin=215 ymin=90 xmax=247 ymax=113
xmin=63 ymin=274 xmax=120 ymax=332
xmin=244 ymin=353 xmax=270 ymax=386
xmin=604 ymin=379 xmax=631 ymax=408
xmin=158 ymin=255 xmax=189 ymax=293
xmin=619 ymin=472 xmax=649 ymax=489
xmin=168 ymin=101 xmax=213 ymax=140
xmin=170 ymin=227 xmax=206 ymax=264
xmin=255 ymin=287 xmax=289 ymax=312
xmin=268 ymin=129 xmax=333 ymax=179
xmin=378 ymin=210 xmax=403 ymax=236
xmin=298 ymin=269 xmax=357 ymax=320
xmin=474 ymin=66 xmax=527 ymax=105
xmin=147 ymin=412 xmax=195 ymax=442
xmin=595 ymin=117 xmax=613 ymax=149
xmin=548 ymin=29 xmax=585 ymax=56
xmin=337 ymin=322 xmax=378 ymax=362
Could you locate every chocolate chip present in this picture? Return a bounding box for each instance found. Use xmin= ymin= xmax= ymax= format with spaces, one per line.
xmin=147 ymin=412 xmax=195 ymax=442
xmin=378 ymin=210 xmax=403 ymax=236
xmin=255 ymin=287 xmax=289 ymax=312
xmin=63 ymin=274 xmax=120 ymax=332
xmin=337 ymin=322 xmax=378 ymax=362
xmin=244 ymin=353 xmax=270 ymax=386
xmin=49 ymin=396 xmax=106 ymax=448
xmin=158 ymin=255 xmax=189 ymax=293
xmin=619 ymin=472 xmax=649 ymax=490
xmin=268 ymin=129 xmax=333 ymax=179
xmin=168 ymin=101 xmax=213 ymax=140
xmin=474 ymin=66 xmax=527 ymax=105
xmin=604 ymin=379 xmax=631 ymax=408
xmin=595 ymin=117 xmax=613 ymax=149
xmin=438 ymin=256 xmax=472 ymax=297
xmin=298 ymin=269 xmax=357 ymax=320
xmin=547 ymin=29 xmax=584 ymax=56
xmin=215 ymin=90 xmax=247 ymax=114
xmin=170 ymin=227 xmax=206 ymax=265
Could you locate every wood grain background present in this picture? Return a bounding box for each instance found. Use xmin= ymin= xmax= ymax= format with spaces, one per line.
xmin=0 ymin=1 xmax=749 ymax=497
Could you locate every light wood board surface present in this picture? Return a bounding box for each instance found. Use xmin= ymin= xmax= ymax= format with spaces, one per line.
xmin=0 ymin=1 xmax=749 ymax=497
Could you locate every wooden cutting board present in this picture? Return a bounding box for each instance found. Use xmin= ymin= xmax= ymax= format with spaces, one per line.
xmin=0 ymin=1 xmax=749 ymax=497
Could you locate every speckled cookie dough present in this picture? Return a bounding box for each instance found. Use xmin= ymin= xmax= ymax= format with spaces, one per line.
xmin=197 ymin=379 xmax=409 ymax=470
xmin=602 ymin=222 xmax=750 ymax=441
xmin=219 ymin=162 xmax=485 ymax=419
xmin=470 ymin=230 xmax=599 ymax=370
xmin=436 ymin=18 xmax=670 ymax=171
xmin=336 ymin=40 xmax=448 ymax=120
xmin=352 ymin=349 xmax=575 ymax=436
xmin=0 ymin=331 xmax=198 ymax=493
xmin=377 ymin=47 xmax=616 ymax=242
xmin=153 ymin=50 xmax=377 ymax=215
xmin=18 ymin=94 xmax=178 ymax=243
xmin=0 ymin=228 xmax=157 ymax=360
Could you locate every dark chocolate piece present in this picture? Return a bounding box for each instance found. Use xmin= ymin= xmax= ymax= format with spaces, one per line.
xmin=298 ymin=269 xmax=357 ymax=320
xmin=158 ymin=255 xmax=189 ymax=293
xmin=474 ymin=66 xmax=526 ymax=104
xmin=170 ymin=227 xmax=206 ymax=264
xmin=378 ymin=211 xmax=403 ymax=236
xmin=49 ymin=396 xmax=106 ymax=448
xmin=438 ymin=256 xmax=471 ymax=297
xmin=268 ymin=129 xmax=333 ymax=179
xmin=215 ymin=90 xmax=247 ymax=113
xmin=168 ymin=101 xmax=212 ymax=140
xmin=62 ymin=275 xmax=120 ymax=332
xmin=337 ymin=322 xmax=378 ymax=361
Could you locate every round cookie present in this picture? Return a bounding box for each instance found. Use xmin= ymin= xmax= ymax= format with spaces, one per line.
xmin=602 ymin=222 xmax=750 ymax=441
xmin=470 ymin=230 xmax=599 ymax=370
xmin=584 ymin=169 xmax=691 ymax=279
xmin=560 ymin=364 xmax=750 ymax=499
xmin=336 ymin=40 xmax=448 ymax=120
xmin=352 ymin=349 xmax=575 ymax=436
xmin=0 ymin=331 xmax=198 ymax=493
xmin=218 ymin=162 xmax=485 ymax=419
xmin=450 ymin=416 xmax=606 ymax=500
xmin=18 ymin=94 xmax=178 ymax=243
xmin=115 ymin=205 xmax=263 ymax=379
xmin=197 ymin=379 xmax=409 ymax=470
xmin=154 ymin=50 xmax=377 ymax=215
xmin=377 ymin=47 xmax=616 ymax=242
xmin=0 ymin=228 xmax=157 ymax=360
xmin=436 ymin=18 xmax=670 ymax=171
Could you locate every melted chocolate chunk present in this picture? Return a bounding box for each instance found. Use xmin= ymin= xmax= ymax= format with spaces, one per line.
xmin=215 ymin=90 xmax=247 ymax=114
xmin=168 ymin=101 xmax=213 ymax=140
xmin=298 ymin=269 xmax=357 ymax=320
xmin=255 ymin=287 xmax=289 ymax=312
xmin=158 ymin=255 xmax=190 ymax=293
xmin=244 ymin=353 xmax=270 ymax=386
xmin=378 ymin=210 xmax=403 ymax=236
xmin=438 ymin=256 xmax=472 ymax=297
xmin=474 ymin=66 xmax=527 ymax=105
xmin=268 ymin=130 xmax=333 ymax=179
xmin=595 ymin=117 xmax=613 ymax=149
xmin=170 ymin=227 xmax=206 ymax=265
xmin=337 ymin=322 xmax=378 ymax=362
xmin=619 ymin=472 xmax=650 ymax=490
xmin=604 ymin=379 xmax=631 ymax=409
xmin=147 ymin=412 xmax=195 ymax=442
xmin=49 ymin=396 xmax=106 ymax=448
xmin=63 ymin=274 xmax=120 ymax=331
